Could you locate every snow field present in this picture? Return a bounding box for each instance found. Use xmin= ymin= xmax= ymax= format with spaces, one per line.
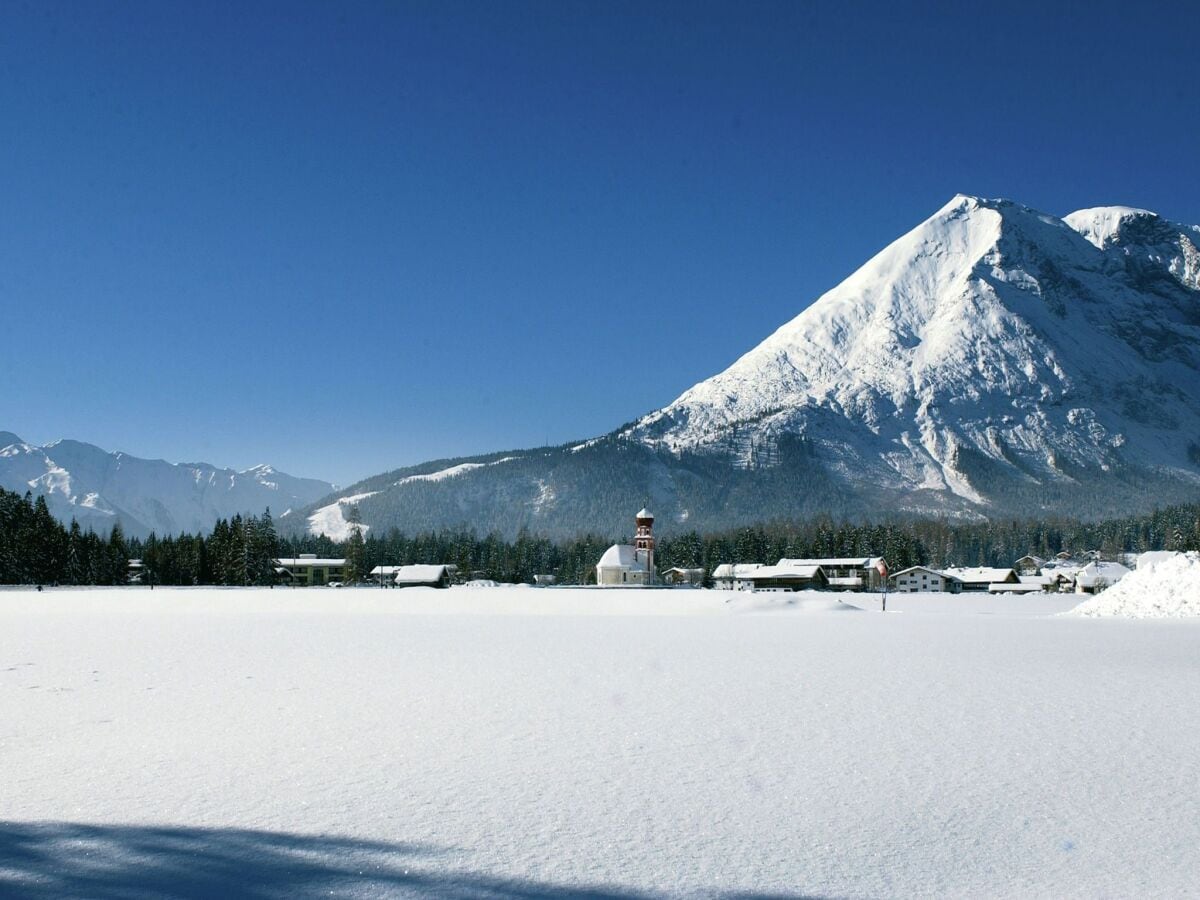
xmin=2 ymin=586 xmax=1199 ymax=898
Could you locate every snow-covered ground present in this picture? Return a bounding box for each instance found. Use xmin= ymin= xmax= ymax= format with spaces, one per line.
xmin=3 ymin=586 xmax=1198 ymax=898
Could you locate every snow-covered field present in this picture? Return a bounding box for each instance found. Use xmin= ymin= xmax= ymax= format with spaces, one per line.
xmin=3 ymin=586 xmax=1198 ymax=898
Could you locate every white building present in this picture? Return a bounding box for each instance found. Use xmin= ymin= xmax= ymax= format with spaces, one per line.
xmin=596 ymin=508 xmax=656 ymax=586
xmin=711 ymin=563 xmax=763 ymax=590
xmin=890 ymin=565 xmax=956 ymax=593
xmin=941 ymin=567 xmax=1019 ymax=592
xmin=274 ymin=555 xmax=347 ymax=587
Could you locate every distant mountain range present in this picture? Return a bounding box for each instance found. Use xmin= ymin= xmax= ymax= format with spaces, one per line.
xmin=0 ymin=433 xmax=334 ymax=537
xmin=286 ymin=195 xmax=1200 ymax=540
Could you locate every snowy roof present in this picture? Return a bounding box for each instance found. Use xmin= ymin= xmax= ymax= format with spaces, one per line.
xmin=369 ymin=565 xmax=406 ymax=576
xmin=1075 ymin=561 xmax=1131 ymax=587
xmin=274 ymin=557 xmax=346 ymax=567
xmin=890 ymin=566 xmax=945 ymax=578
xmin=636 ymin=507 xmax=654 ymax=520
xmin=711 ymin=563 xmax=763 ymax=579
xmin=778 ymin=557 xmax=883 ymax=569
xmin=989 ymin=582 xmax=1047 ymax=593
xmin=747 ymin=564 xmax=823 ymax=580
xmin=1019 ymin=575 xmax=1054 ymax=586
xmin=393 ymin=564 xmax=449 ymax=584
xmin=596 ymin=544 xmax=648 ymax=572
xmin=942 ymin=567 xmax=1016 ymax=584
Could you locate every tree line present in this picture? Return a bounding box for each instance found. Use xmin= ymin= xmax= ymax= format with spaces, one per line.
xmin=1 ymin=484 xmax=1198 ymax=586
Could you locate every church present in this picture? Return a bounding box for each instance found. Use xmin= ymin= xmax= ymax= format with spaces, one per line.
xmin=595 ymin=508 xmax=656 ymax=586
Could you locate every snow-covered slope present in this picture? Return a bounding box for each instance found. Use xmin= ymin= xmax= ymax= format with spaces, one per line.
xmin=630 ymin=195 xmax=1200 ymax=510
xmin=0 ymin=433 xmax=334 ymax=537
xmin=293 ymin=195 xmax=1200 ymax=539
xmin=1065 ymin=206 xmax=1200 ymax=290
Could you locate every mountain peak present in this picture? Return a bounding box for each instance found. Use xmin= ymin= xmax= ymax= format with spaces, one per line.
xmin=1064 ymin=206 xmax=1160 ymax=249
xmin=280 ymin=194 xmax=1200 ymax=539
xmin=0 ymin=431 xmax=23 ymax=450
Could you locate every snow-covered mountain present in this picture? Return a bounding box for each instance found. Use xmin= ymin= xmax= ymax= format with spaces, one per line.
xmin=292 ymin=195 xmax=1200 ymax=539
xmin=0 ymin=434 xmax=335 ymax=537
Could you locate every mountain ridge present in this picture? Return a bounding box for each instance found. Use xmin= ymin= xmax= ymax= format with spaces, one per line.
xmin=288 ymin=194 xmax=1200 ymax=540
xmin=0 ymin=434 xmax=335 ymax=538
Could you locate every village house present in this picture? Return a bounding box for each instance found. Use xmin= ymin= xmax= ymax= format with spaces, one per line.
xmin=1013 ymin=555 xmax=1046 ymax=576
xmin=775 ymin=557 xmax=888 ymax=591
xmin=596 ymin=508 xmax=656 ymax=586
xmin=711 ymin=563 xmax=763 ymax=591
xmin=368 ymin=565 xmax=402 ymax=586
xmin=393 ymin=564 xmax=452 ymax=589
xmin=662 ymin=567 xmax=704 ymax=586
xmin=274 ymin=554 xmax=347 ymax=586
xmin=940 ymin=566 xmax=1019 ymax=593
xmin=991 ymin=574 xmax=1055 ymax=594
xmin=1074 ymin=561 xmax=1131 ymax=594
xmin=743 ymin=562 xmax=828 ymax=592
xmin=890 ymin=565 xmax=959 ymax=593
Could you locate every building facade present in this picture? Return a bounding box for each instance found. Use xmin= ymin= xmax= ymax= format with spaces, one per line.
xmin=274 ymin=554 xmax=347 ymax=586
xmin=890 ymin=565 xmax=958 ymax=593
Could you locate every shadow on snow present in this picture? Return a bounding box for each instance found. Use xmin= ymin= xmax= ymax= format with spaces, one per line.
xmin=0 ymin=821 xmax=828 ymax=899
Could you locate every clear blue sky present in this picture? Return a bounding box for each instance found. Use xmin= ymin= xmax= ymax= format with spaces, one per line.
xmin=2 ymin=0 xmax=1197 ymax=486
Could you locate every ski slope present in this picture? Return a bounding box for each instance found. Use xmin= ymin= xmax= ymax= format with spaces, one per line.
xmin=2 ymin=586 xmax=1198 ymax=898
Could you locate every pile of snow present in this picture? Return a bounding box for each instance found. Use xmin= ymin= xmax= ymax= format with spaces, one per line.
xmin=1073 ymin=552 xmax=1200 ymax=618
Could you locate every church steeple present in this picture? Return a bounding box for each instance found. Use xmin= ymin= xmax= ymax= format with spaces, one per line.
xmin=634 ymin=507 xmax=655 ymax=579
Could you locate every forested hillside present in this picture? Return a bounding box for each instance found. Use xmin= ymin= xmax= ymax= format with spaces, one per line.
xmin=3 ymin=485 xmax=1197 ymax=587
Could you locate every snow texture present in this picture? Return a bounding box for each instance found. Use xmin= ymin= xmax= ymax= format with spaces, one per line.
xmin=305 ymin=491 xmax=378 ymax=541
xmin=3 ymin=586 xmax=1198 ymax=898
xmin=1073 ymin=551 xmax=1200 ymax=618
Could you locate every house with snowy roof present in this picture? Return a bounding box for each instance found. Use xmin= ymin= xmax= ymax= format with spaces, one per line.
xmin=743 ymin=562 xmax=828 ymax=592
xmin=711 ymin=563 xmax=763 ymax=590
xmin=596 ymin=508 xmax=656 ymax=586
xmin=1014 ymin=555 xmax=1046 ymax=575
xmin=1074 ymin=561 xmax=1130 ymax=594
xmin=274 ymin=554 xmax=347 ymax=586
xmin=774 ymin=557 xmax=888 ymax=591
xmin=991 ymin=574 xmax=1055 ymax=594
xmin=392 ymin=564 xmax=452 ymax=589
xmin=890 ymin=565 xmax=957 ymax=593
xmin=940 ymin=566 xmax=1019 ymax=593
xmin=662 ymin=567 xmax=704 ymax=586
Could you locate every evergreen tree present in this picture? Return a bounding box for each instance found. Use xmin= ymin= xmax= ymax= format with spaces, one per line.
xmin=344 ymin=525 xmax=366 ymax=584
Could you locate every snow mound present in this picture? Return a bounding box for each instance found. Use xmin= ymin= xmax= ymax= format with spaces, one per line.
xmin=727 ymin=590 xmax=865 ymax=614
xmin=1073 ymin=552 xmax=1200 ymax=618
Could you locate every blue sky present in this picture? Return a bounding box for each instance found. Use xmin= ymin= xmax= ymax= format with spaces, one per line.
xmin=2 ymin=0 xmax=1197 ymax=486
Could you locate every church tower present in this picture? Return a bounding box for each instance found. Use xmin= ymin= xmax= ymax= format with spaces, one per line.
xmin=634 ymin=507 xmax=655 ymax=580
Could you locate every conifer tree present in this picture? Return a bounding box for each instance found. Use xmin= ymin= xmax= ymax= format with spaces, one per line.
xmin=344 ymin=525 xmax=366 ymax=584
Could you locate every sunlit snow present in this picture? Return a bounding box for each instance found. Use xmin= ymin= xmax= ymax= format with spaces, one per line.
xmin=2 ymin=586 xmax=1198 ymax=897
